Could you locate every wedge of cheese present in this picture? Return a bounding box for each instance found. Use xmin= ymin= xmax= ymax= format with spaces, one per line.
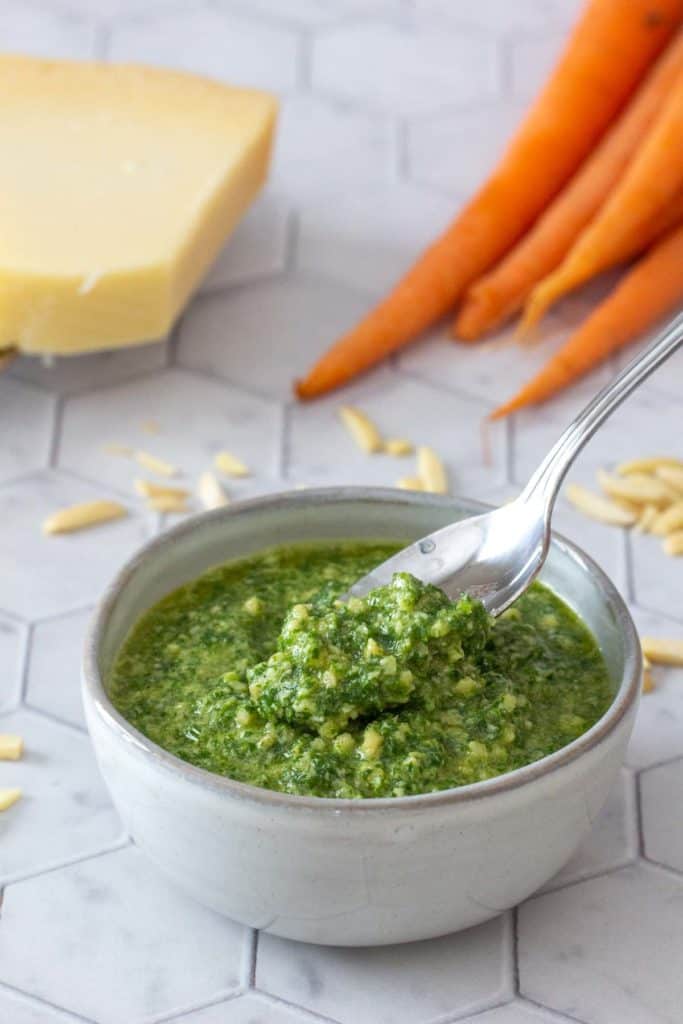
xmin=0 ymin=55 xmax=277 ymax=356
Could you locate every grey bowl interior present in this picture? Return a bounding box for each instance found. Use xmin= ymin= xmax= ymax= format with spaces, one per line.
xmin=87 ymin=487 xmax=641 ymax=806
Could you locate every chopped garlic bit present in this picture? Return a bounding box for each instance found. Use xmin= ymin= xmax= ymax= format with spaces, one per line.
xmin=396 ymin=476 xmax=424 ymax=491
xmin=641 ymin=637 xmax=683 ymax=666
xmin=214 ymin=450 xmax=249 ymax=478
xmin=0 ymin=734 xmax=23 ymax=760
xmin=43 ymin=500 xmax=127 ymax=535
xmin=339 ymin=405 xmax=383 ymax=454
xmin=566 ymin=484 xmax=637 ymax=526
xmin=417 ymin=445 xmax=448 ymax=494
xmin=134 ymin=450 xmax=178 ymax=478
xmin=134 ymin=479 xmax=189 ymax=500
xmin=197 ymin=471 xmax=229 ymax=510
xmin=384 ymin=438 xmax=414 ymax=457
xmin=0 ymin=788 xmax=22 ymax=811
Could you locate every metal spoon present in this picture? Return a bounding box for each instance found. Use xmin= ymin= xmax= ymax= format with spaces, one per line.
xmin=348 ymin=310 xmax=683 ymax=615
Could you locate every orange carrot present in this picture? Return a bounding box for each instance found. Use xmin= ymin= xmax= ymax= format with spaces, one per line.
xmin=454 ymin=28 xmax=683 ymax=342
xmin=491 ymin=222 xmax=683 ymax=418
xmin=295 ymin=0 xmax=683 ymax=399
xmin=522 ymin=66 xmax=683 ymax=332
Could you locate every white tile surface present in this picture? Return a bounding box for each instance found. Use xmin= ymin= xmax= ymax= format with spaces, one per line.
xmin=171 ymin=991 xmax=317 ymax=1023
xmin=0 ymin=380 xmax=55 ymax=484
xmin=10 ymin=340 xmax=168 ymax=396
xmin=415 ymin=0 xmax=570 ymax=34
xmin=458 ymin=1002 xmax=567 ymax=1024
xmin=110 ymin=9 xmax=299 ymax=92
xmin=257 ymin=915 xmax=510 ymax=1023
xmin=0 ymin=990 xmax=79 ymax=1024
xmin=0 ymin=3 xmax=95 ymax=59
xmin=641 ymin=759 xmax=683 ymax=873
xmin=518 ymin=864 xmax=683 ymax=1023
xmin=25 ymin=609 xmax=91 ymax=729
xmin=0 ymin=614 xmax=26 ymax=713
xmin=0 ymin=472 xmax=148 ymax=620
xmin=0 ymin=708 xmax=121 ymax=884
xmin=312 ymin=19 xmax=497 ymax=115
xmin=201 ymin=193 xmax=291 ymax=293
xmin=508 ymin=29 xmax=568 ymax=101
xmin=626 ymin=606 xmax=683 ymax=770
xmin=178 ymin=276 xmax=372 ymax=400
xmin=234 ymin=0 xmax=401 ymax=27
xmin=0 ymin=846 xmax=247 ymax=1024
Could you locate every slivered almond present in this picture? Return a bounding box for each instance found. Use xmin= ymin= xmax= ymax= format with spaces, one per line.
xmin=0 ymin=788 xmax=22 ymax=811
xmin=663 ymin=530 xmax=683 ymax=556
xmin=597 ymin=469 xmax=675 ymax=507
xmin=197 ymin=471 xmax=229 ymax=510
xmin=0 ymin=735 xmax=23 ymax=760
xmin=339 ymin=406 xmax=383 ymax=454
xmin=616 ymin=456 xmax=683 ymax=476
xmin=103 ymin=443 xmax=133 ymax=456
xmin=651 ymin=502 xmax=683 ymax=536
xmin=147 ymin=494 xmax=189 ymax=514
xmin=214 ymin=450 xmax=249 ymax=477
xmin=417 ymin=446 xmax=448 ymax=494
xmin=134 ymin=479 xmax=190 ymax=500
xmin=43 ymin=500 xmax=127 ymax=535
xmin=384 ymin=438 xmax=414 ymax=457
xmin=134 ymin=450 xmax=178 ymax=478
xmin=656 ymin=464 xmax=683 ymax=494
xmin=635 ymin=504 xmax=659 ymax=533
xmin=396 ymin=476 xmax=425 ymax=491
xmin=566 ymin=484 xmax=637 ymax=526
xmin=641 ymin=636 xmax=683 ymax=665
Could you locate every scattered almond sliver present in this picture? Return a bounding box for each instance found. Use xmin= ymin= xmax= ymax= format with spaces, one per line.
xmin=384 ymin=438 xmax=414 ymax=457
xmin=417 ymin=445 xmax=448 ymax=495
xmin=396 ymin=476 xmax=425 ymax=491
xmin=134 ymin=450 xmax=179 ymax=478
xmin=656 ymin=464 xmax=683 ymax=494
xmin=198 ymin=471 xmax=229 ymax=510
xmin=134 ymin=479 xmax=190 ymax=501
xmin=43 ymin=500 xmax=127 ymax=535
xmin=0 ymin=788 xmax=22 ymax=811
xmin=0 ymin=734 xmax=23 ymax=760
xmin=663 ymin=530 xmax=683 ymax=556
xmin=141 ymin=419 xmax=161 ymax=434
xmin=617 ymin=457 xmax=683 ymax=476
xmin=597 ymin=469 xmax=675 ymax=507
xmin=565 ymin=484 xmax=637 ymax=526
xmin=339 ymin=406 xmax=383 ymax=454
xmin=147 ymin=494 xmax=189 ymax=514
xmin=103 ymin=442 xmax=133 ymax=457
xmin=642 ymin=669 xmax=655 ymax=693
xmin=650 ymin=502 xmax=683 ymax=536
xmin=641 ymin=637 xmax=683 ymax=666
xmin=214 ymin=450 xmax=250 ymax=478
xmin=635 ymin=504 xmax=658 ymax=533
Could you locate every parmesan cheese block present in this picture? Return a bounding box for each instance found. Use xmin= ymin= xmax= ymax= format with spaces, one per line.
xmin=0 ymin=55 xmax=277 ymax=356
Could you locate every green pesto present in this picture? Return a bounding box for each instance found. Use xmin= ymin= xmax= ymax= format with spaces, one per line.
xmin=109 ymin=541 xmax=613 ymax=799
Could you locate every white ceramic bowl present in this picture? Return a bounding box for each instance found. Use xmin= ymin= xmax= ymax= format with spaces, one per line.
xmin=83 ymin=489 xmax=641 ymax=946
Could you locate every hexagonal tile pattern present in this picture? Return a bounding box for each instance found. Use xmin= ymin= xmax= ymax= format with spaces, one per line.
xmin=0 ymin=3 xmax=95 ymax=59
xmin=58 ymin=369 xmax=281 ymax=494
xmin=415 ymin=0 xmax=566 ymax=34
xmin=24 ymin=608 xmax=91 ymax=730
xmin=0 ymin=708 xmax=121 ymax=884
xmin=296 ymin=183 xmax=457 ymax=295
xmin=0 ymin=614 xmax=25 ymax=712
xmin=10 ymin=340 xmax=168 ymax=396
xmin=518 ymin=864 xmax=683 ymax=1023
xmin=201 ymin=193 xmax=290 ymax=293
xmin=541 ymin=769 xmax=636 ymax=892
xmin=178 ymin=276 xmax=372 ymax=400
xmin=171 ymin=992 xmax=317 ymax=1023
xmin=0 ymin=471 xmax=148 ymax=620
xmin=459 ymin=1002 xmax=564 ymax=1024
xmin=271 ymin=96 xmax=395 ymax=201
xmin=407 ymin=100 xmax=528 ymax=195
xmin=257 ymin=915 xmax=510 ymax=1024
xmin=508 ymin=29 xmax=568 ymax=101
xmin=312 ymin=19 xmax=497 ymax=116
xmin=0 ymin=845 xmax=247 ymax=1024
xmin=0 ymin=990 xmax=77 ymax=1024
xmin=240 ymin=0 xmax=400 ymax=27
xmin=287 ymin=372 xmax=507 ymax=494
xmin=626 ymin=605 xmax=683 ymax=770
xmin=641 ymin=759 xmax=683 ymax=873
xmin=110 ymin=9 xmax=299 ymax=93
xmin=0 ymin=379 xmax=55 ymax=484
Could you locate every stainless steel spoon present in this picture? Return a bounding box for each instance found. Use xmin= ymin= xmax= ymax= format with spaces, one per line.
xmin=348 ymin=309 xmax=683 ymax=615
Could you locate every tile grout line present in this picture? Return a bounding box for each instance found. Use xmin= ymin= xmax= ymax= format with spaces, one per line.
xmin=0 ymin=978 xmax=97 ymax=1024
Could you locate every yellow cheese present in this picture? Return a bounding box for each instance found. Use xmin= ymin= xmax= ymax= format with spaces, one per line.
xmin=0 ymin=55 xmax=277 ymax=355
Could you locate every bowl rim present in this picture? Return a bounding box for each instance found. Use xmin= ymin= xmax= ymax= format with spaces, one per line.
xmin=83 ymin=487 xmax=641 ymax=815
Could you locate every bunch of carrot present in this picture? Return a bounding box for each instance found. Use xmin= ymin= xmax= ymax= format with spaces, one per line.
xmin=296 ymin=0 xmax=683 ymax=416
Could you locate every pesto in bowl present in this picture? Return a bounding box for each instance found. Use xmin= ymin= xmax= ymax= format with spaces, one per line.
xmin=110 ymin=540 xmax=612 ymax=799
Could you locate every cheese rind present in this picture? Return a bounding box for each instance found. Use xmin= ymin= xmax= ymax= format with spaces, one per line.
xmin=0 ymin=56 xmax=277 ymax=355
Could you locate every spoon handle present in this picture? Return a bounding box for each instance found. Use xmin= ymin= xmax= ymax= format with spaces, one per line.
xmin=520 ymin=308 xmax=683 ymax=519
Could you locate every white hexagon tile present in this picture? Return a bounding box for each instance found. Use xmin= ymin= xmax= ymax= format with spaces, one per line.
xmin=2 ymin=0 xmax=683 ymax=1022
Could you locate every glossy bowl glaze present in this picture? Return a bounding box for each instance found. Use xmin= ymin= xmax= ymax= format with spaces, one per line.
xmin=83 ymin=489 xmax=641 ymax=946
